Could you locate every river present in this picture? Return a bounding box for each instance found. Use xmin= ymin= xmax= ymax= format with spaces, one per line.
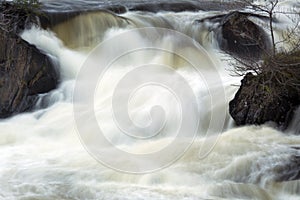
xmin=0 ymin=0 xmax=300 ymax=199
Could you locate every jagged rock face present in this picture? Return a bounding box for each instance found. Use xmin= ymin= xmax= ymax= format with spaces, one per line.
xmin=217 ymin=12 xmax=270 ymax=61
xmin=229 ymin=73 xmax=300 ymax=129
xmin=0 ymin=30 xmax=58 ymax=118
xmin=0 ymin=3 xmax=58 ymax=118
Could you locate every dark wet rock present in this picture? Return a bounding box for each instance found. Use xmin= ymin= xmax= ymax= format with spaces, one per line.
xmin=216 ymin=11 xmax=271 ymax=61
xmin=106 ymin=5 xmax=127 ymax=14
xmin=195 ymin=11 xmax=273 ymax=24
xmin=249 ymin=147 xmax=300 ymax=183
xmin=229 ymin=50 xmax=300 ymax=129
xmin=0 ymin=31 xmax=58 ymax=118
xmin=0 ymin=3 xmax=58 ymax=118
xmin=274 ymin=154 xmax=300 ymax=182
xmin=229 ymin=73 xmax=300 ymax=129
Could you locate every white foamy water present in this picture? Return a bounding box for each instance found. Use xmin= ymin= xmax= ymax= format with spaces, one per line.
xmin=1 ymin=1 xmax=300 ymax=199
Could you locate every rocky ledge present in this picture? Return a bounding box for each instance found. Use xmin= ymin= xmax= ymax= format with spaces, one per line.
xmin=196 ymin=11 xmax=271 ymax=61
xmin=0 ymin=2 xmax=58 ymax=118
xmin=229 ymin=50 xmax=300 ymax=129
xmin=217 ymin=11 xmax=271 ymax=61
xmin=229 ymin=73 xmax=300 ymax=129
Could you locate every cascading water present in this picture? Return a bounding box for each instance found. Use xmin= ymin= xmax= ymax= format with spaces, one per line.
xmin=1 ymin=0 xmax=300 ymax=199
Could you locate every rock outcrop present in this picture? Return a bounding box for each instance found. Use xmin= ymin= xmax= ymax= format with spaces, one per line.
xmin=229 ymin=73 xmax=300 ymax=129
xmin=0 ymin=2 xmax=58 ymax=118
xmin=216 ymin=11 xmax=271 ymax=61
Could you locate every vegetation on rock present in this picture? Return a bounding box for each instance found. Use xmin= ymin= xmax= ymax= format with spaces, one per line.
xmin=0 ymin=0 xmax=41 ymax=33
xmin=229 ymin=0 xmax=300 ymax=129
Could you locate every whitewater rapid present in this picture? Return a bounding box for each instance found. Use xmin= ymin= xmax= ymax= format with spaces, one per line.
xmin=0 ymin=1 xmax=300 ymax=199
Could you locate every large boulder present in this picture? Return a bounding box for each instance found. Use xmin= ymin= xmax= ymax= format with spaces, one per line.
xmin=216 ymin=11 xmax=270 ymax=61
xmin=229 ymin=73 xmax=300 ymax=129
xmin=0 ymin=30 xmax=58 ymax=118
xmin=0 ymin=3 xmax=58 ymax=118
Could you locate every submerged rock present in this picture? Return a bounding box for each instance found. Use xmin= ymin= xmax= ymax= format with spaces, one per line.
xmin=229 ymin=73 xmax=300 ymax=129
xmin=274 ymin=153 xmax=300 ymax=182
xmin=0 ymin=3 xmax=58 ymax=118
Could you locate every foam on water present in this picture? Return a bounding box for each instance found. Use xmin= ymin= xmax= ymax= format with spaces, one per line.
xmin=0 ymin=1 xmax=299 ymax=199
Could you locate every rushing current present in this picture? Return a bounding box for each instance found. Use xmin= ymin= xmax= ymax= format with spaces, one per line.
xmin=1 ymin=0 xmax=300 ymax=199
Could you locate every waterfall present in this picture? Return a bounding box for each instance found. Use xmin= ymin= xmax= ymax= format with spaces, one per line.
xmin=0 ymin=0 xmax=299 ymax=199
